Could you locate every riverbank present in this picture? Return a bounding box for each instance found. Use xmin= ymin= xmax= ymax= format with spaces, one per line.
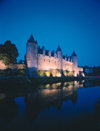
xmin=85 ymin=76 xmax=100 ymax=80
xmin=0 ymin=76 xmax=100 ymax=93
xmin=0 ymin=75 xmax=100 ymax=87
xmin=30 ymin=76 xmax=85 ymax=84
xmin=0 ymin=76 xmax=85 ymax=85
xmin=0 ymin=75 xmax=100 ymax=86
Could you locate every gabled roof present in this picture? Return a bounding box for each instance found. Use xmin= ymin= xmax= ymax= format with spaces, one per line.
xmin=45 ymin=50 xmax=49 ymax=56
xmin=38 ymin=47 xmax=43 ymax=54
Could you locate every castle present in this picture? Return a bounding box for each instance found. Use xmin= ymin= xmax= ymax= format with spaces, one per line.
xmin=26 ymin=35 xmax=83 ymax=77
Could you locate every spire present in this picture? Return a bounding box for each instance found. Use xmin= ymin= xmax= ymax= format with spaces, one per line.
xmin=57 ymin=45 xmax=62 ymax=52
xmin=28 ymin=34 xmax=35 ymax=43
xmin=72 ymin=51 xmax=77 ymax=56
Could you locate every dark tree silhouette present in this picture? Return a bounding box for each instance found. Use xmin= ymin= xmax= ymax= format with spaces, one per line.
xmin=0 ymin=40 xmax=19 ymax=65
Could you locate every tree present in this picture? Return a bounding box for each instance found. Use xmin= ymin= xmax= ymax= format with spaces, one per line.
xmin=0 ymin=40 xmax=19 ymax=65
xmin=4 ymin=40 xmax=19 ymax=64
xmin=0 ymin=44 xmax=4 ymax=53
xmin=0 ymin=53 xmax=11 ymax=65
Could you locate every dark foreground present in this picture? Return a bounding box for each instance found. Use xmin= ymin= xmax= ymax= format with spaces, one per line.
xmin=0 ymin=80 xmax=100 ymax=131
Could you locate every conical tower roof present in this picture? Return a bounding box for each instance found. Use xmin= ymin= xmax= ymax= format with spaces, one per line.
xmin=57 ymin=45 xmax=62 ymax=52
xmin=28 ymin=34 xmax=36 ymax=43
xmin=72 ymin=51 xmax=77 ymax=56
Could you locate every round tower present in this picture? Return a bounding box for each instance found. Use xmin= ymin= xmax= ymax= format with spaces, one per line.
xmin=56 ymin=45 xmax=63 ymax=76
xmin=71 ymin=51 xmax=78 ymax=67
xmin=71 ymin=51 xmax=78 ymax=76
xmin=26 ymin=35 xmax=38 ymax=77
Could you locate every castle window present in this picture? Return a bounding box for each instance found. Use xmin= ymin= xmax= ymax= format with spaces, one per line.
xmin=44 ymin=59 xmax=45 ymax=62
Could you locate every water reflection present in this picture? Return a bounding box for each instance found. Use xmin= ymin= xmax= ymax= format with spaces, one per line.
xmin=25 ymin=81 xmax=83 ymax=123
xmin=0 ymin=80 xmax=100 ymax=131
xmin=0 ymin=98 xmax=18 ymax=130
xmin=93 ymin=98 xmax=100 ymax=129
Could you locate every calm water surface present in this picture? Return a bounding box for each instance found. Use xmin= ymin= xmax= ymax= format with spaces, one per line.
xmin=0 ymin=81 xmax=100 ymax=131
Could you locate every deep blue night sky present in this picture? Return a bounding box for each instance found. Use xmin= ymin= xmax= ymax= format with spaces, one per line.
xmin=0 ymin=0 xmax=100 ymax=66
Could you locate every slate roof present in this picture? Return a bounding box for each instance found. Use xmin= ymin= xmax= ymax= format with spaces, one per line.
xmin=45 ymin=50 xmax=49 ymax=56
xmin=38 ymin=47 xmax=43 ymax=54
xmin=56 ymin=45 xmax=62 ymax=52
xmin=28 ymin=34 xmax=36 ymax=43
xmin=72 ymin=51 xmax=77 ymax=56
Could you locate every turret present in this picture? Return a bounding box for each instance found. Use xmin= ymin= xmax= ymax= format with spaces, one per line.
xmin=71 ymin=51 xmax=78 ymax=67
xmin=56 ymin=45 xmax=63 ymax=76
xmin=26 ymin=34 xmax=38 ymax=77
xmin=71 ymin=51 xmax=79 ymax=76
xmin=42 ymin=46 xmax=45 ymax=55
xmin=48 ymin=50 xmax=51 ymax=57
xmin=57 ymin=45 xmax=62 ymax=58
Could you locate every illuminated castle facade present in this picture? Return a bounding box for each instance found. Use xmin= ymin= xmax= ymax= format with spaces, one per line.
xmin=26 ymin=35 xmax=83 ymax=77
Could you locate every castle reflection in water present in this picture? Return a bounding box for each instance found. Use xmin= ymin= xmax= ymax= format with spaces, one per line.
xmin=25 ymin=81 xmax=84 ymax=107
xmin=24 ymin=81 xmax=84 ymax=122
xmin=1 ymin=80 xmax=100 ymax=131
xmin=0 ymin=81 xmax=84 ymax=122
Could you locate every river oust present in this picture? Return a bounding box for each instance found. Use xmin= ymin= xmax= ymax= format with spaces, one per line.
xmin=0 ymin=80 xmax=100 ymax=131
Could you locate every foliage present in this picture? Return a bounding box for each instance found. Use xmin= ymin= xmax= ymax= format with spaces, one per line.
xmin=0 ymin=53 xmax=11 ymax=65
xmin=37 ymin=70 xmax=47 ymax=77
xmin=0 ymin=68 xmax=26 ymax=76
xmin=23 ymin=65 xmax=26 ymax=69
xmin=37 ymin=69 xmax=61 ymax=77
xmin=63 ymin=70 xmax=74 ymax=76
xmin=83 ymin=66 xmax=100 ymax=76
xmin=0 ymin=40 xmax=19 ymax=65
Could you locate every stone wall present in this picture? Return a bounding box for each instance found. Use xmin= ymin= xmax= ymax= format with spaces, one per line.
xmin=8 ymin=64 xmax=25 ymax=70
xmin=26 ymin=42 xmax=38 ymax=70
xmin=37 ymin=54 xmax=83 ymax=77
xmin=38 ymin=54 xmax=63 ymax=70
xmin=0 ymin=60 xmax=7 ymax=70
xmin=62 ymin=59 xmax=73 ymax=71
xmin=38 ymin=54 xmax=74 ymax=71
xmin=0 ymin=60 xmax=25 ymax=70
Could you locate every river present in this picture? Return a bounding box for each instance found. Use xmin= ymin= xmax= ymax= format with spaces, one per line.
xmin=0 ymin=80 xmax=100 ymax=131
